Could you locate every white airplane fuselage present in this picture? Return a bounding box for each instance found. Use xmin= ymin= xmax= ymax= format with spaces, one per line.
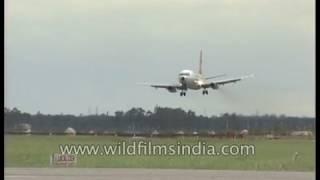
xmin=178 ymin=69 xmax=206 ymax=90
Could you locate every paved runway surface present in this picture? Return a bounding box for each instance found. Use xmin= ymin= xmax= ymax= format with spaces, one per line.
xmin=5 ymin=168 xmax=315 ymax=180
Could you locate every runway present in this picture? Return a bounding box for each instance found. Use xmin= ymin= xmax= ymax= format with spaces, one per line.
xmin=5 ymin=168 xmax=315 ymax=180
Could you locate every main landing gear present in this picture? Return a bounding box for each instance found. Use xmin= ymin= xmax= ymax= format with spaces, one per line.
xmin=180 ymin=91 xmax=186 ymax=96
xmin=202 ymin=89 xmax=208 ymax=95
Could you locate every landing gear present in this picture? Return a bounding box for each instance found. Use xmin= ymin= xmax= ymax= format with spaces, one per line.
xmin=202 ymin=89 xmax=208 ymax=95
xmin=180 ymin=91 xmax=186 ymax=96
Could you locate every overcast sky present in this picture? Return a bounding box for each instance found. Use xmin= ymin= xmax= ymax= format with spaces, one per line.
xmin=5 ymin=0 xmax=315 ymax=117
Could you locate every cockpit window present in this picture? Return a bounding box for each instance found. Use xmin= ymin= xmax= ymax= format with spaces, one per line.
xmin=179 ymin=72 xmax=190 ymax=76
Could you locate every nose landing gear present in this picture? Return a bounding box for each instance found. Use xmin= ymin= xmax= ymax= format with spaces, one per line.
xmin=180 ymin=91 xmax=186 ymax=96
xmin=202 ymin=89 xmax=208 ymax=95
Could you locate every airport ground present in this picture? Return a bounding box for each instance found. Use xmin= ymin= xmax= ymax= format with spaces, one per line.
xmin=4 ymin=168 xmax=315 ymax=180
xmin=5 ymin=135 xmax=314 ymax=171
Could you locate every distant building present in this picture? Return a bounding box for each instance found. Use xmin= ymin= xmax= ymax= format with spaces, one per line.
xmin=290 ymin=131 xmax=313 ymax=137
xmin=15 ymin=123 xmax=31 ymax=134
xmin=208 ymin=131 xmax=216 ymax=136
xmin=88 ymin=130 xmax=95 ymax=135
xmin=240 ymin=129 xmax=249 ymax=136
xmin=265 ymin=134 xmax=274 ymax=139
xmin=64 ymin=127 xmax=76 ymax=135
xmin=151 ymin=130 xmax=160 ymax=136
xmin=265 ymin=134 xmax=280 ymax=140
xmin=176 ymin=130 xmax=184 ymax=135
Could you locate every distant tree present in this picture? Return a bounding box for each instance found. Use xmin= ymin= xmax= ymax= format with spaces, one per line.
xmin=11 ymin=107 xmax=21 ymax=114
xmin=4 ymin=107 xmax=10 ymax=113
xmin=115 ymin=111 xmax=124 ymax=117
xmin=3 ymin=106 xmax=315 ymax=134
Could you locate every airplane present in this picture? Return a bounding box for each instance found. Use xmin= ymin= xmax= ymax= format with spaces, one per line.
xmin=143 ymin=50 xmax=254 ymax=96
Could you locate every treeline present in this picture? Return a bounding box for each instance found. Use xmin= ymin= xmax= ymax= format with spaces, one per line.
xmin=4 ymin=107 xmax=315 ymax=135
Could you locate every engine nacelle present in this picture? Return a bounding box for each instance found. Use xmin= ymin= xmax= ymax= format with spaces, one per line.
xmin=210 ymin=83 xmax=219 ymax=90
xmin=167 ymin=87 xmax=177 ymax=93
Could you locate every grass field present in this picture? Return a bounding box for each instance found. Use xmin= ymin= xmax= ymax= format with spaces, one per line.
xmin=4 ymin=135 xmax=315 ymax=171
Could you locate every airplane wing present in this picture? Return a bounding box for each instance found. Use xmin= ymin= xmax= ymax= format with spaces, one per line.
xmin=138 ymin=83 xmax=183 ymax=93
xmin=205 ymin=74 xmax=227 ymax=80
xmin=201 ymin=74 xmax=254 ymax=89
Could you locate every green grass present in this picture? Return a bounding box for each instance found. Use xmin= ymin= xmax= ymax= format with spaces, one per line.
xmin=4 ymin=135 xmax=315 ymax=171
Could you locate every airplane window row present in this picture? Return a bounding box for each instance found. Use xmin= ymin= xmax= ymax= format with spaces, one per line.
xmin=179 ymin=73 xmax=190 ymax=76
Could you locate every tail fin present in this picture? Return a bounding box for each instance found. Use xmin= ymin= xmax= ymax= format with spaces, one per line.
xmin=199 ymin=49 xmax=203 ymax=74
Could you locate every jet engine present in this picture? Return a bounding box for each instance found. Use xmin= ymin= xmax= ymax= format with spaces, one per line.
xmin=167 ymin=87 xmax=177 ymax=93
xmin=210 ymin=83 xmax=219 ymax=90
